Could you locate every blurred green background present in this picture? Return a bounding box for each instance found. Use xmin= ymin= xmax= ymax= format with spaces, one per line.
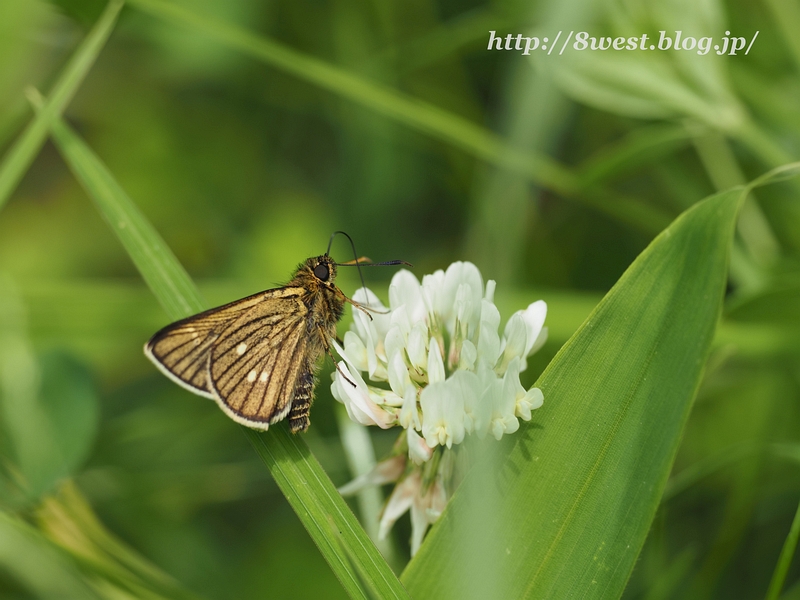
xmin=0 ymin=0 xmax=799 ymax=598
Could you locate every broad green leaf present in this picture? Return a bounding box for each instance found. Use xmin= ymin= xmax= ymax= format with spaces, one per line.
xmin=27 ymin=351 xmax=99 ymax=496
xmin=0 ymin=0 xmax=123 ymax=211
xmin=402 ymin=188 xmax=743 ymax=598
xmin=43 ymin=112 xmax=409 ymax=600
xmin=0 ymin=277 xmax=99 ymax=504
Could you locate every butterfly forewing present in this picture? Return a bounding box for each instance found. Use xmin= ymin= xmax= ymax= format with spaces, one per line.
xmin=144 ymin=294 xmax=268 ymax=398
xmin=207 ymin=292 xmax=310 ymax=428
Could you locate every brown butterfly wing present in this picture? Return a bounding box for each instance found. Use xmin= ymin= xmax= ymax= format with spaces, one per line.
xmin=144 ymin=293 xmax=272 ymax=398
xmin=206 ymin=290 xmax=311 ymax=430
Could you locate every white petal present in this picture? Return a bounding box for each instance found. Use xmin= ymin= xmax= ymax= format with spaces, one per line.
xmin=458 ymin=339 xmax=477 ymax=371
xmin=369 ymin=386 xmax=404 ymax=408
xmin=486 ymin=368 xmax=519 ymax=441
xmin=407 ymin=428 xmax=432 ymax=464
xmin=410 ymin=477 xmax=447 ymax=556
xmin=479 ymin=376 xmax=504 ymax=441
xmin=420 ymin=378 xmax=466 ymax=449
xmin=407 ymin=322 xmax=429 ymax=373
xmin=389 ymin=270 xmax=427 ymax=323
xmin=517 ymin=387 xmax=543 ymax=421
xmin=496 ymin=313 xmax=528 ymax=374
xmin=342 ymin=331 xmax=369 ymax=372
xmin=409 ymin=490 xmax=430 ymax=556
xmin=379 ymin=471 xmax=420 ymax=540
xmin=427 ymin=336 xmax=445 ymax=384
xmin=518 ymin=300 xmax=547 ymax=357
xmin=529 ymin=326 xmax=549 ymax=356
xmin=502 ymin=358 xmax=543 ymax=420
xmin=389 ymin=304 xmax=411 ymax=339
xmin=454 ymin=283 xmax=472 ymax=331
xmin=334 ymin=366 xmax=396 ymax=428
xmin=388 ymin=351 xmax=411 ymax=397
xmin=421 ymin=270 xmax=445 ymax=318
xmin=352 ymin=287 xmax=393 ymax=349
xmin=400 ymin=383 xmax=421 ymax=430
xmin=352 ymin=287 xmax=386 ymax=311
xmin=384 ymin=326 xmax=406 ymax=367
xmin=484 ymin=279 xmax=496 ymax=303
xmin=477 ymin=299 xmax=501 ymax=367
xmin=441 ymin=262 xmax=483 ymax=336
xmin=452 ymin=370 xmax=486 ymax=437
xmin=338 ymin=455 xmax=405 ymax=496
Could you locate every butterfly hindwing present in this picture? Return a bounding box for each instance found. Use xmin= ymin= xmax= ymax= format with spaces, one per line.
xmin=207 ymin=290 xmax=310 ymax=429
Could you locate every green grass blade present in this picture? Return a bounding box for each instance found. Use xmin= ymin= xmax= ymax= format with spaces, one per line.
xmin=335 ymin=405 xmax=397 ymax=565
xmin=576 ymin=124 xmax=693 ymax=187
xmin=27 ymin=88 xmax=203 ymax=320
xmin=765 ymin=498 xmax=800 ymax=600
xmin=124 ymin=0 xmax=568 ymax=189
xmin=126 ymin=0 xmax=671 ymax=235
xmin=245 ymin=426 xmax=408 ymax=600
xmin=43 ymin=111 xmax=408 ymax=600
xmin=401 ymin=188 xmax=744 ymax=598
xmin=0 ymin=510 xmax=104 ymax=599
xmin=0 ymin=0 xmax=124 ymax=211
xmin=38 ymin=481 xmax=206 ymax=600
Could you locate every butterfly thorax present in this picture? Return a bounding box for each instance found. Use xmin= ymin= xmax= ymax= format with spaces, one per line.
xmin=283 ymin=255 xmax=346 ymax=432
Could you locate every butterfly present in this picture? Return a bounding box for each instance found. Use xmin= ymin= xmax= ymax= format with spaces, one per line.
xmin=144 ymin=233 xmax=406 ymax=433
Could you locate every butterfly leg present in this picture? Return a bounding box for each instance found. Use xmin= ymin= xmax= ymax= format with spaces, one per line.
xmin=317 ymin=325 xmax=356 ymax=388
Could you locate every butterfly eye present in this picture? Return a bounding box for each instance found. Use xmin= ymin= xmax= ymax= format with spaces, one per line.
xmin=313 ymin=263 xmax=330 ymax=281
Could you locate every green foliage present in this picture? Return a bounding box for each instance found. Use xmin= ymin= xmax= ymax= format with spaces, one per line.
xmin=43 ymin=107 xmax=407 ymax=598
xmin=403 ymin=188 xmax=742 ymax=598
xmin=0 ymin=0 xmax=798 ymax=598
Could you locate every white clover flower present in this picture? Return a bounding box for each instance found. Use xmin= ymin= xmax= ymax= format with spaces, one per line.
xmin=334 ymin=262 xmax=546 ymax=554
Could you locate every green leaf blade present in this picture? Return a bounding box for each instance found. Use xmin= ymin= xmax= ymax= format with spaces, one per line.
xmin=0 ymin=0 xmax=124 ymax=211
xmin=402 ymin=189 xmax=743 ymax=598
xmin=125 ymin=0 xmax=672 ymax=235
xmin=0 ymin=510 xmax=104 ymax=599
xmin=245 ymin=427 xmax=409 ymax=600
xmin=40 ymin=111 xmax=203 ymax=321
xmin=44 ymin=113 xmax=408 ymax=600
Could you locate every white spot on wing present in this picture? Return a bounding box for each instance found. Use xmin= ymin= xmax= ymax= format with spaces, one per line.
xmin=247 ymin=370 xmax=257 ymax=382
xmin=260 ymin=371 xmax=268 ymax=382
xmin=237 ymin=343 xmax=247 ymax=355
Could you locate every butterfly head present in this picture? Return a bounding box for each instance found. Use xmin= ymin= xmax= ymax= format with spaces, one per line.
xmin=305 ymin=255 xmax=338 ymax=285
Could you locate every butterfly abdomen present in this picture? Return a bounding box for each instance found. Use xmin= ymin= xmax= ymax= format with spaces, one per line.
xmin=288 ymin=366 xmax=315 ymax=432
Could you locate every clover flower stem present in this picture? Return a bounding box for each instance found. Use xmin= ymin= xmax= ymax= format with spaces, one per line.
xmin=335 ymin=405 xmax=397 ymax=563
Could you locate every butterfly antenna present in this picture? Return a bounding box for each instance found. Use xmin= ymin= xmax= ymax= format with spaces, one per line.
xmin=327 ymin=231 xmax=412 ymax=303
xmin=327 ymin=230 xmax=369 ymax=295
